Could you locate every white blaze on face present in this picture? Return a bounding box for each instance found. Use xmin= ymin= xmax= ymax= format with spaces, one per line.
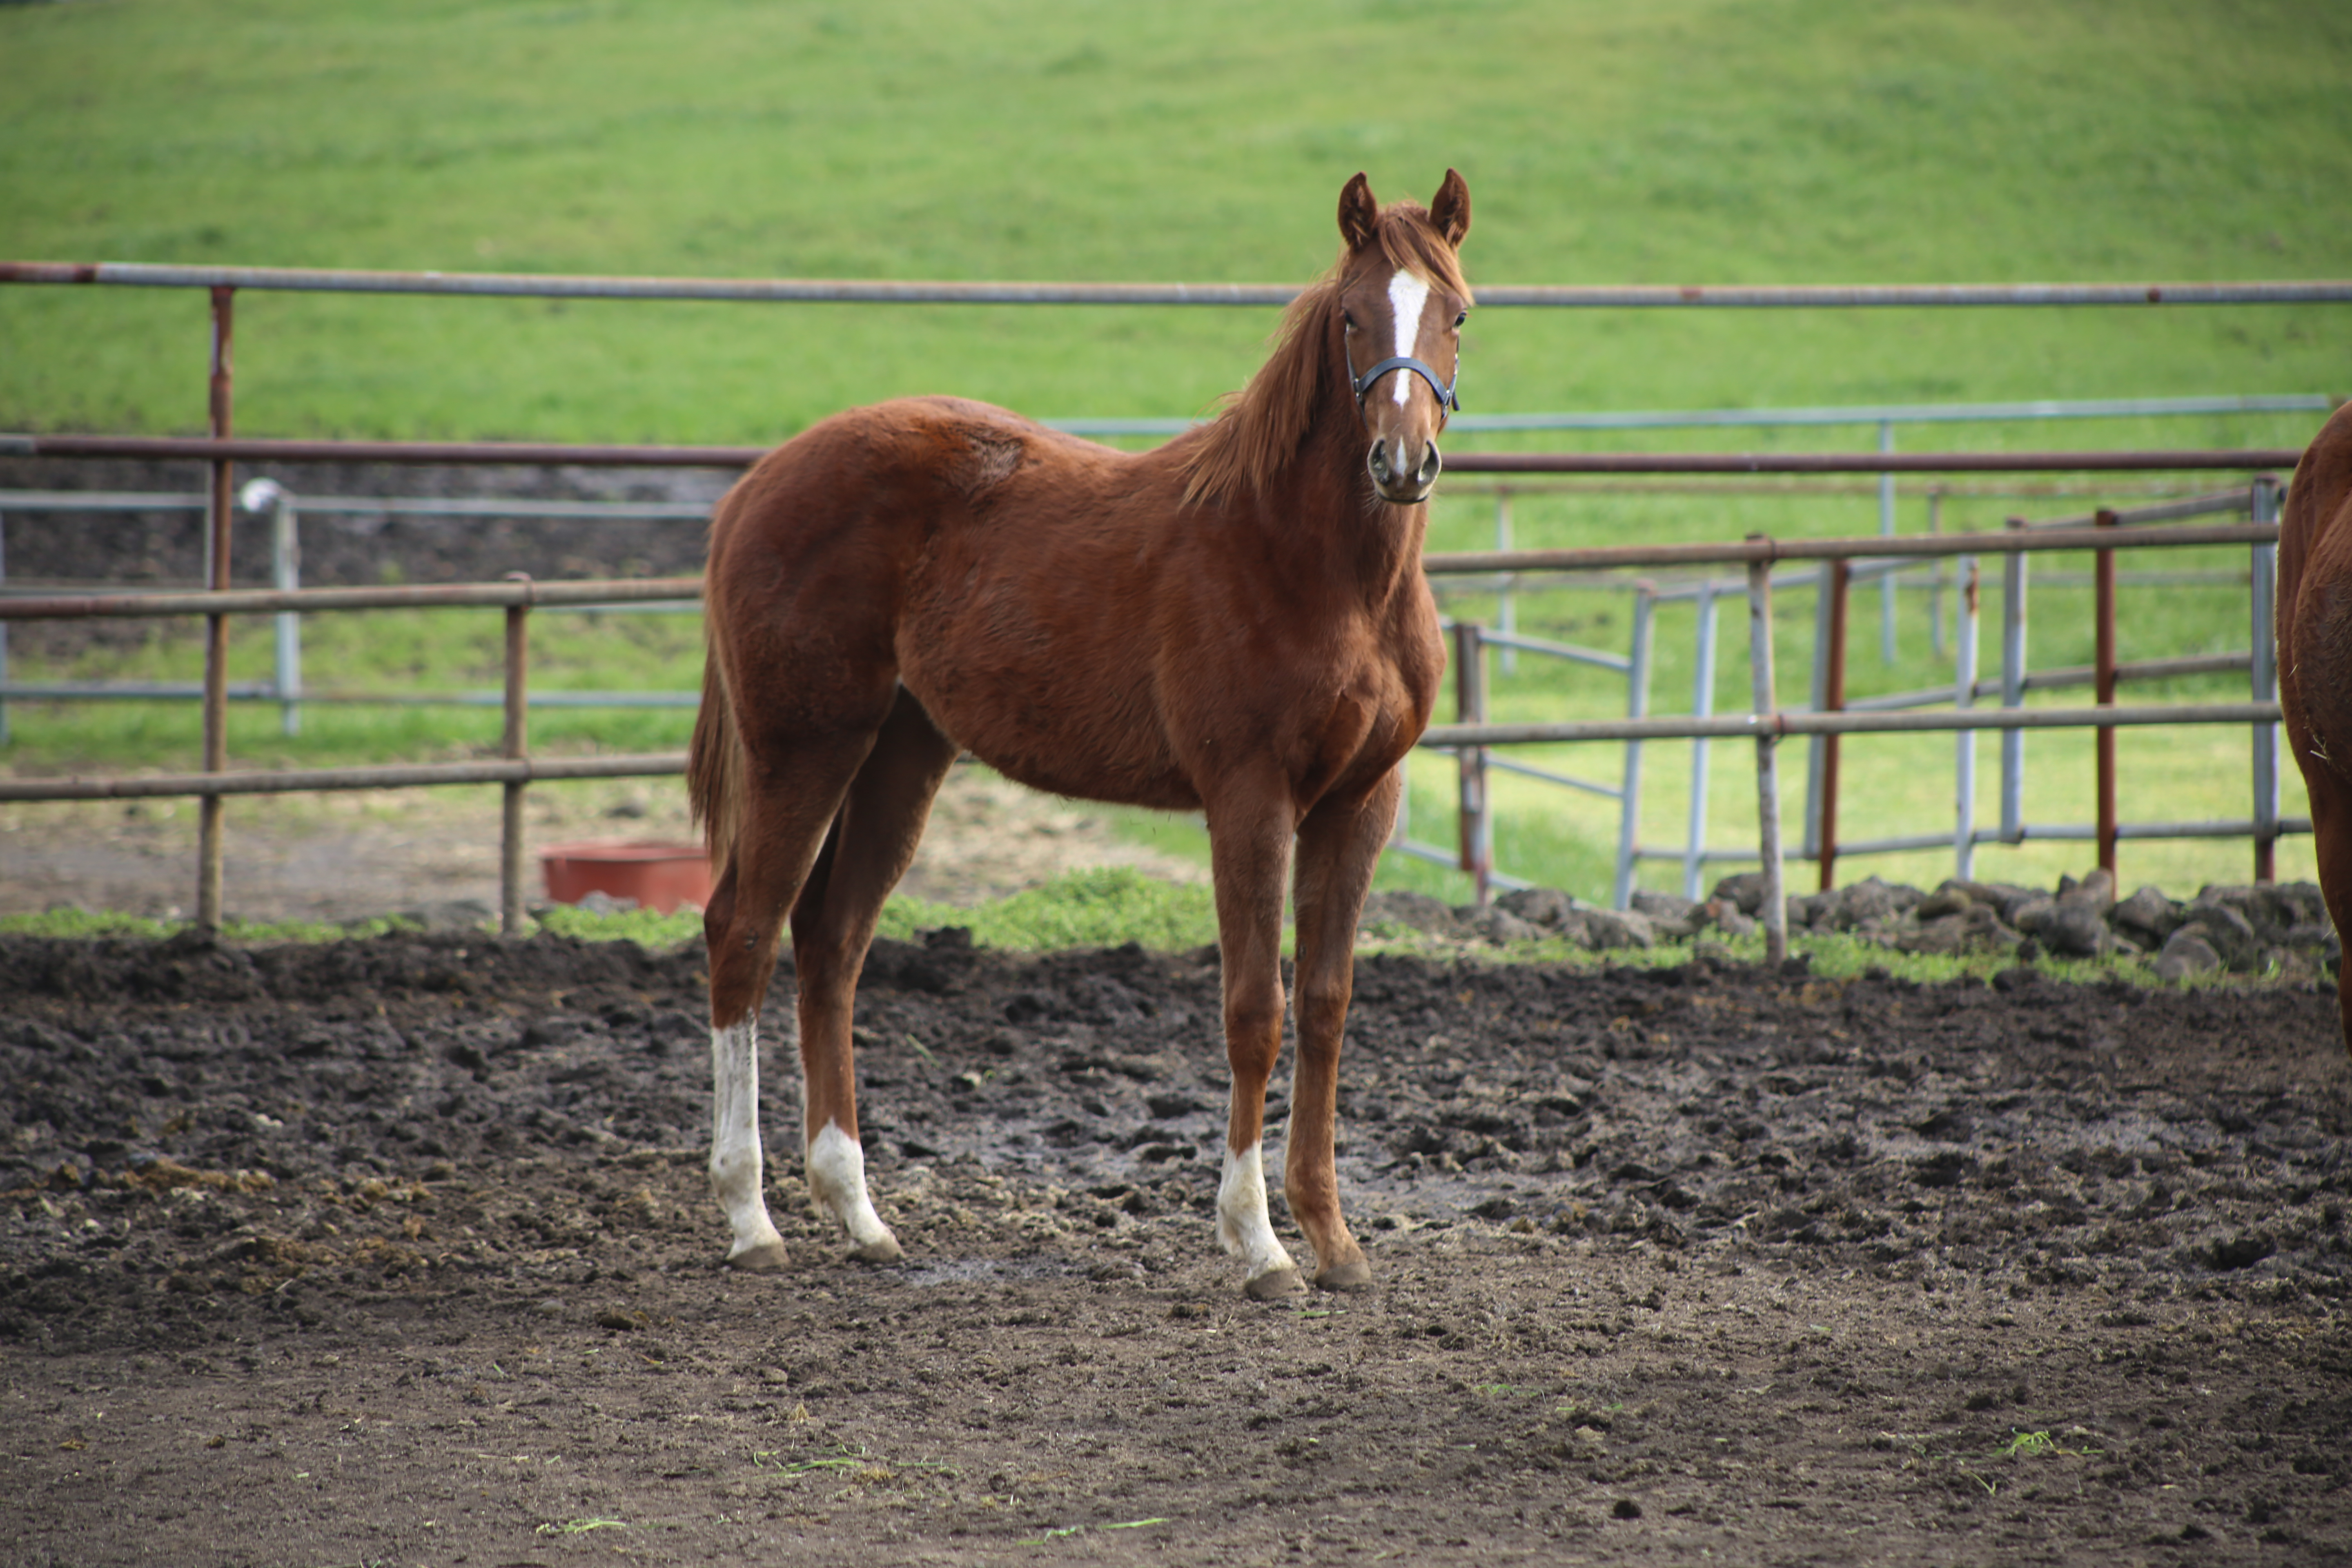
xmin=1385 ymin=269 xmax=1433 ymax=407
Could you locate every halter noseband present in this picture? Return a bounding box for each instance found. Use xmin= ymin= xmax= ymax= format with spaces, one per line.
xmin=1350 ymin=355 xmax=1461 ymax=416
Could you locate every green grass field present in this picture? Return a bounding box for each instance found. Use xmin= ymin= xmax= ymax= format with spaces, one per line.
xmin=3 ymin=0 xmax=2348 ymax=913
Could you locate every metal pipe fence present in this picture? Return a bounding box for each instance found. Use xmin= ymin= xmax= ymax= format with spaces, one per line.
xmin=5 ymin=254 xmax=2340 ymax=926
xmin=0 ymin=572 xmax=695 ymax=935
xmin=0 ymin=478 xmax=2304 ymax=929
xmin=1415 ymin=488 xmax=2296 ymax=906
xmin=0 ymin=484 xmax=709 ymax=737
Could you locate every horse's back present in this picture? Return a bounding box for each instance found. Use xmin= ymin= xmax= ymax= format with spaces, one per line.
xmin=703 ymin=396 xmax=1205 ymax=801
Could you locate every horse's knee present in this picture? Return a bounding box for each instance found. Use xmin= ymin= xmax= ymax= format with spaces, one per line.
xmin=1291 ymin=979 xmax=1349 ymax=1051
xmin=1222 ymin=991 xmax=1285 ymax=1073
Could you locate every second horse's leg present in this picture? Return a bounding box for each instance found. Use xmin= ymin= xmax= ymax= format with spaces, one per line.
xmin=790 ymin=687 xmax=962 ymax=1261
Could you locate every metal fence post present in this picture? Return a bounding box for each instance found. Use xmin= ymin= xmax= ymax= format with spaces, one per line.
xmin=502 ymin=575 xmax=532 ymax=936
xmin=1954 ymin=557 xmax=1980 ymax=880
xmin=1451 ymin=620 xmax=1491 ymax=906
xmin=241 ymin=480 xmax=303 ymax=736
xmin=1878 ymin=419 xmax=1898 ymax=665
xmin=1682 ymin=581 xmax=1720 ymax=901
xmin=2252 ymin=474 xmax=2281 ymax=882
xmin=1999 ymin=517 xmax=2029 ymax=844
xmin=1801 ymin=563 xmax=1833 ymax=859
xmin=1745 ymin=543 xmax=1787 ymax=965
xmin=2094 ymin=508 xmax=2120 ymax=875
xmin=197 ymin=285 xmax=236 ymax=932
xmin=1494 ymin=491 xmax=1517 ymax=676
xmin=1818 ymin=559 xmax=1850 ymax=891
xmin=1927 ymin=488 xmax=1946 ymax=660
xmin=1611 ymin=583 xmax=1657 ymax=909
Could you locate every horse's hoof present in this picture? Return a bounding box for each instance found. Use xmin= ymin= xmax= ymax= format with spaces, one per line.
xmin=851 ymin=1232 xmax=904 ymax=1264
xmin=1313 ymin=1258 xmax=1374 ymax=1293
xmin=727 ymin=1239 xmax=790 ymax=1272
xmin=1244 ymin=1265 xmax=1307 ymax=1301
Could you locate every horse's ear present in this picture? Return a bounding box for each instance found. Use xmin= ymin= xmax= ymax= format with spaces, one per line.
xmin=1430 ymin=168 xmax=1470 ymax=247
xmin=1338 ymin=173 xmax=1379 ymax=252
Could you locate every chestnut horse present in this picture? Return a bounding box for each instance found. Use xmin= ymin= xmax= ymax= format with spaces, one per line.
xmin=2279 ymin=400 xmax=2352 ymax=1051
xmin=688 ymin=171 xmax=1472 ymax=1297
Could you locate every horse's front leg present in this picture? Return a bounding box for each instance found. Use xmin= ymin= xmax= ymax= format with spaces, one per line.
xmin=1286 ymin=767 xmax=1399 ymax=1292
xmin=1205 ymin=784 xmax=1305 ymax=1299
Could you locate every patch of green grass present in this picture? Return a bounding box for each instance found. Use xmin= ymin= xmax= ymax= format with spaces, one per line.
xmin=0 ymin=0 xmax=2345 ymax=442
xmin=495 ymin=865 xmax=1218 ymax=955
xmin=1017 ymin=1517 xmax=1169 ymax=1546
xmin=878 ymin=865 xmax=1219 ymax=954
xmin=533 ymin=1517 xmax=626 ymax=1537
xmin=530 ymin=902 xmax=701 ymax=949
xmin=0 ymin=907 xmax=408 ymax=943
xmin=0 ymin=875 xmax=2302 ymax=1000
xmin=0 ymin=908 xmax=185 ymax=942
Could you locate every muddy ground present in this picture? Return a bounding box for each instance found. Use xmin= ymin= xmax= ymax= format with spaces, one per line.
xmin=5 ymin=926 xmax=2352 ymax=1567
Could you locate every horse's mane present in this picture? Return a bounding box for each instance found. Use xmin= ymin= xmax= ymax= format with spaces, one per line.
xmin=1181 ymin=200 xmax=1473 ymax=508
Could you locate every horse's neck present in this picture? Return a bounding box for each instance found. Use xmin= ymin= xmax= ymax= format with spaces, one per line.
xmin=1276 ymin=407 xmax=1428 ymax=605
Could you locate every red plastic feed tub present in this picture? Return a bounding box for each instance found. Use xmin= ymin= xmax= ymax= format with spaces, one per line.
xmin=538 ymin=840 xmax=712 ymax=914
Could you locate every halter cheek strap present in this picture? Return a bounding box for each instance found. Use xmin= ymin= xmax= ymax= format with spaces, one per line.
xmin=1350 ymin=355 xmax=1461 ymax=415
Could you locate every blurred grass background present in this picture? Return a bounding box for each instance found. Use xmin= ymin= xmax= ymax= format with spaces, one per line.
xmin=3 ymin=0 xmax=2348 ymax=909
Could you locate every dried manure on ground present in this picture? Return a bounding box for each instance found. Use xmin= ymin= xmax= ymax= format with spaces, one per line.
xmin=5 ymin=926 xmax=2352 ymax=1564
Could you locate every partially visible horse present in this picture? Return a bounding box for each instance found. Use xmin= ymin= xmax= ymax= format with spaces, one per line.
xmin=2279 ymin=400 xmax=2352 ymax=1052
xmin=688 ymin=171 xmax=1473 ymax=1296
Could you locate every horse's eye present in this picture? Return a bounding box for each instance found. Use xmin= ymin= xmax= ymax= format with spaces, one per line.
xmin=1342 ymin=312 xmax=1358 ymax=332
xmin=1454 ymin=311 xmax=1468 ymax=329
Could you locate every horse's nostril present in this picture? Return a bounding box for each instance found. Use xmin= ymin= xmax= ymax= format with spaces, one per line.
xmin=1417 ymin=444 xmax=1443 ymax=486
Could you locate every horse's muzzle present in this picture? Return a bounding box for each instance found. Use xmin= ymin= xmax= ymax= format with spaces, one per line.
xmin=1368 ymin=435 xmax=1443 ymax=504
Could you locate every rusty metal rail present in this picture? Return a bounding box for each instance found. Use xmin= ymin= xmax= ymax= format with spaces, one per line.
xmin=0 ymin=753 xmax=688 ymax=801
xmin=0 ymin=577 xmax=702 ymax=620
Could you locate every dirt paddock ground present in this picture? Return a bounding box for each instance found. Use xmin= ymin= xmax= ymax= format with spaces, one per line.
xmin=5 ymin=913 xmax=2352 ymax=1566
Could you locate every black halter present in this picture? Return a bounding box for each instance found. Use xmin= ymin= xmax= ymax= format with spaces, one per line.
xmin=1350 ymin=354 xmax=1461 ymax=416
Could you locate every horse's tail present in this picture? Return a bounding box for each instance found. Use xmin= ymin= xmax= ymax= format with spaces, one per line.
xmin=687 ymin=621 xmax=742 ymax=873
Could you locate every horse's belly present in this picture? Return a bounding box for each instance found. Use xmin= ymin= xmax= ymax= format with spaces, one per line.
xmin=899 ymin=657 xmax=1202 ymax=814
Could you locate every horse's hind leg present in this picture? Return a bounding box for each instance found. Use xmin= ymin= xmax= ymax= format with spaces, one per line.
xmin=705 ymin=733 xmax=877 ymax=1272
xmin=789 ymin=686 xmax=960 ymax=1261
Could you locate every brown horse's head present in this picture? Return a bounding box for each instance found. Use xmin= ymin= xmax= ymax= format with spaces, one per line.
xmin=1336 ymin=169 xmax=1472 ymax=505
